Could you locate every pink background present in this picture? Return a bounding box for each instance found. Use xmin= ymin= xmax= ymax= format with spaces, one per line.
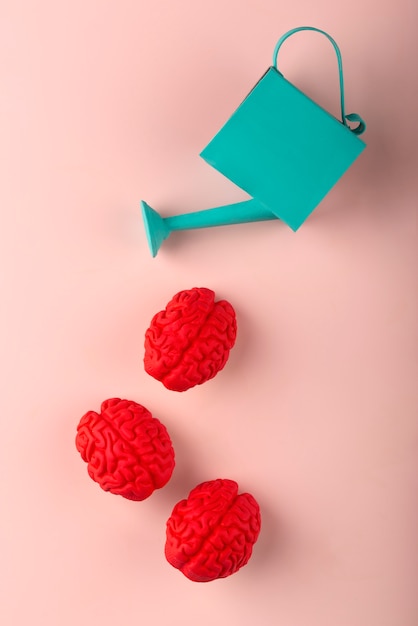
xmin=1 ymin=1 xmax=417 ymax=625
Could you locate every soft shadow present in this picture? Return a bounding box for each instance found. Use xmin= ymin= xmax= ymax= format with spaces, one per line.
xmin=249 ymin=494 xmax=284 ymax=571
xmin=151 ymin=422 xmax=204 ymax=514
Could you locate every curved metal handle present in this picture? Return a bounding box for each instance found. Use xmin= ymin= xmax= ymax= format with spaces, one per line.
xmin=272 ymin=26 xmax=366 ymax=135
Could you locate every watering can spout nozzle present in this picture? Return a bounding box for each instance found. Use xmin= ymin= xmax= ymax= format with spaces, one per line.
xmin=141 ymin=200 xmax=170 ymax=257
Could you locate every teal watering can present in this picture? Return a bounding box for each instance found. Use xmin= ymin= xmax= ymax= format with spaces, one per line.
xmin=141 ymin=26 xmax=366 ymax=257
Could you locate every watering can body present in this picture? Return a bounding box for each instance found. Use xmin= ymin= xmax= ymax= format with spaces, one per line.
xmin=200 ymin=65 xmax=366 ymax=231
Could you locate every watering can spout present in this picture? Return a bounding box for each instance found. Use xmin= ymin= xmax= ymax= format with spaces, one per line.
xmin=141 ymin=199 xmax=278 ymax=256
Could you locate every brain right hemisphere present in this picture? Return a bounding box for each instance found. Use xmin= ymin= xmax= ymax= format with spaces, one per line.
xmin=165 ymin=479 xmax=261 ymax=582
xmin=144 ymin=287 xmax=237 ymax=392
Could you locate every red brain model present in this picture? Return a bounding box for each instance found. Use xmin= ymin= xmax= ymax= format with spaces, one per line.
xmin=75 ymin=398 xmax=175 ymax=501
xmin=144 ymin=287 xmax=237 ymax=392
xmin=165 ymin=479 xmax=261 ymax=582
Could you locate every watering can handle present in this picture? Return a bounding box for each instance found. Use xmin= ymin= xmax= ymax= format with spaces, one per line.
xmin=272 ymin=26 xmax=366 ymax=136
